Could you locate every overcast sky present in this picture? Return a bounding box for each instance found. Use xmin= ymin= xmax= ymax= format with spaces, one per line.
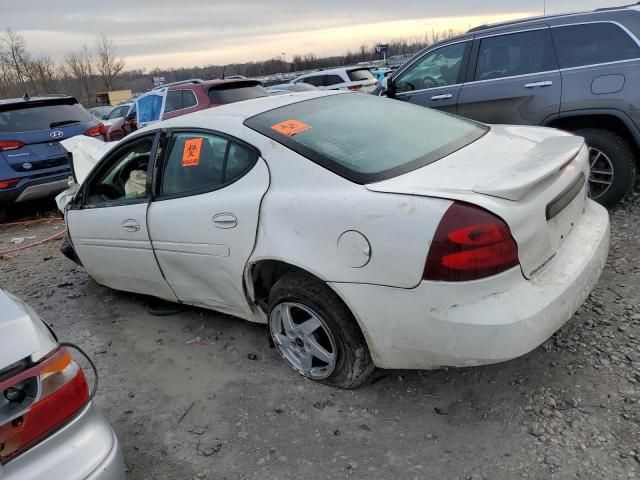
xmin=0 ymin=0 xmax=629 ymax=70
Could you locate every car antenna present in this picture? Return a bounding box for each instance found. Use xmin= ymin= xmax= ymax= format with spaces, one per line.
xmin=22 ymin=93 xmax=30 ymax=102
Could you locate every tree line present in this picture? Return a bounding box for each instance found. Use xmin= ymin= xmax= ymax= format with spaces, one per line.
xmin=0 ymin=28 xmax=460 ymax=106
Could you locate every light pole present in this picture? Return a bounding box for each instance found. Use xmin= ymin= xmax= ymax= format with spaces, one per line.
xmin=543 ymin=0 xmax=547 ymax=15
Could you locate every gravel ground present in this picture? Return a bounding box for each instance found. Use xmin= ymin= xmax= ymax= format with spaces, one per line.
xmin=1 ymin=195 xmax=639 ymax=480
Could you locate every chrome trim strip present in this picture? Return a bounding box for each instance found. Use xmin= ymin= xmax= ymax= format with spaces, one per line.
xmin=559 ymin=57 xmax=640 ymax=72
xmin=475 ymin=25 xmax=549 ymax=39
xmin=395 ymin=83 xmax=463 ymax=97
xmin=463 ymin=70 xmax=559 ymax=86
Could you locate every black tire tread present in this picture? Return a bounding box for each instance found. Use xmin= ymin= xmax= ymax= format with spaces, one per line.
xmin=573 ymin=128 xmax=637 ymax=207
xmin=268 ymin=272 xmax=374 ymax=389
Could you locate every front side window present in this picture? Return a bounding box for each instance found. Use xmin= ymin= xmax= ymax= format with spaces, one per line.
xmin=395 ymin=41 xmax=469 ymax=93
xmin=160 ymin=132 xmax=257 ymax=197
xmin=475 ymin=29 xmax=557 ymax=81
xmin=245 ymin=94 xmax=487 ymax=184
xmin=551 ymin=23 xmax=640 ymax=69
xmin=85 ymin=136 xmax=154 ymax=205
xmin=106 ymin=105 xmax=129 ymax=119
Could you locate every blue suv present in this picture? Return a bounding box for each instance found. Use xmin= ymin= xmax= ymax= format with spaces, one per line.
xmin=0 ymin=95 xmax=104 ymax=222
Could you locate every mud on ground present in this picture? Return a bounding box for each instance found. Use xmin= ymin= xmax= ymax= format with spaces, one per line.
xmin=1 ymin=196 xmax=639 ymax=480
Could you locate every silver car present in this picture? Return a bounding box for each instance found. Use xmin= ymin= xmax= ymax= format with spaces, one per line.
xmin=0 ymin=289 xmax=125 ymax=479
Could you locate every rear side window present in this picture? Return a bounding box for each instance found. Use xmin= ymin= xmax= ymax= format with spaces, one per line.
xmin=475 ymin=29 xmax=557 ymax=81
xmin=160 ymin=132 xmax=257 ymax=197
xmin=245 ymin=94 xmax=488 ymax=184
xmin=0 ymin=101 xmax=94 ymax=133
xmin=324 ymin=75 xmax=344 ymax=86
xmin=301 ymin=76 xmax=324 ymax=87
xmin=208 ymin=83 xmax=268 ymax=105
xmin=347 ymin=69 xmax=375 ymax=81
xmin=551 ymin=23 xmax=640 ymax=69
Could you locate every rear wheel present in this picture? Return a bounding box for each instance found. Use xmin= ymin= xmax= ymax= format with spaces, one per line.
xmin=573 ymin=128 xmax=637 ymax=207
xmin=268 ymin=273 xmax=374 ymax=388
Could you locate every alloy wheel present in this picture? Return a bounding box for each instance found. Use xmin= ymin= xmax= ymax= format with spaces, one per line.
xmin=588 ymin=147 xmax=614 ymax=200
xmin=269 ymin=302 xmax=337 ymax=380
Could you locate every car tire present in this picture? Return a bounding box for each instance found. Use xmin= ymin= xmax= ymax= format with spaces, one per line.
xmin=573 ymin=128 xmax=637 ymax=208
xmin=268 ymin=272 xmax=374 ymax=389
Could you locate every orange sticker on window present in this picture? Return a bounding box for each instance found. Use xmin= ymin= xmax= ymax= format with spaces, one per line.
xmin=182 ymin=138 xmax=203 ymax=167
xmin=271 ymin=119 xmax=312 ymax=137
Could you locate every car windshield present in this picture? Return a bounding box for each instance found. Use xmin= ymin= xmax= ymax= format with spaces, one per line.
xmin=0 ymin=101 xmax=94 ymax=133
xmin=244 ymin=93 xmax=488 ymax=183
xmin=209 ymin=83 xmax=268 ymax=105
xmin=347 ymin=69 xmax=375 ymax=81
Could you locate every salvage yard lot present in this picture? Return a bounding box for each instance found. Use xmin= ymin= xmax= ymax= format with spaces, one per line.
xmin=1 ymin=196 xmax=640 ymax=480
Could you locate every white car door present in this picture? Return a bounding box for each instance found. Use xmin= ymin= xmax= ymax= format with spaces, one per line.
xmin=147 ymin=130 xmax=269 ymax=314
xmin=66 ymin=133 xmax=178 ymax=300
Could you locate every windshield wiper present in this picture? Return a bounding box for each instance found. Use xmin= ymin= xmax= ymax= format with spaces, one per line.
xmin=50 ymin=120 xmax=81 ymax=128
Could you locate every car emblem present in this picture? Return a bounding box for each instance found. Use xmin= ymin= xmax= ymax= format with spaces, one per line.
xmin=50 ymin=130 xmax=64 ymax=139
xmin=22 ymin=162 xmax=33 ymax=170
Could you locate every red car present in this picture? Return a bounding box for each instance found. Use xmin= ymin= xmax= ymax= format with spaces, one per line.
xmin=106 ymin=79 xmax=268 ymax=141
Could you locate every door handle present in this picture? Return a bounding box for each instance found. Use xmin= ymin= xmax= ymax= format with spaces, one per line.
xmin=121 ymin=219 xmax=140 ymax=232
xmin=431 ymin=93 xmax=453 ymax=100
xmin=212 ymin=213 xmax=238 ymax=229
xmin=524 ymin=81 xmax=553 ymax=88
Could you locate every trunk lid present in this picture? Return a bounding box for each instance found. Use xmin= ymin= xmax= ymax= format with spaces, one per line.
xmin=0 ymin=290 xmax=57 ymax=369
xmin=367 ymin=125 xmax=590 ymax=279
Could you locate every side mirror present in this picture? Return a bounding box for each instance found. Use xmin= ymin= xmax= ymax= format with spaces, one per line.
xmin=386 ymin=77 xmax=396 ymax=98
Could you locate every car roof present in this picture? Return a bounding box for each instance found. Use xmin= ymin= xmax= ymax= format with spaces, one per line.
xmin=165 ymin=79 xmax=262 ymax=91
xmin=467 ymin=2 xmax=640 ymax=34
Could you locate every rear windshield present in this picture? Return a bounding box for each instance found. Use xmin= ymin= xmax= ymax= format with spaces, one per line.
xmin=0 ymin=101 xmax=94 ymax=133
xmin=347 ymin=69 xmax=375 ymax=81
xmin=208 ymin=83 xmax=268 ymax=105
xmin=244 ymin=93 xmax=488 ymax=183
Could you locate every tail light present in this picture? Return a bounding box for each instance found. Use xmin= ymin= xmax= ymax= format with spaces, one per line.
xmin=424 ymin=202 xmax=519 ymax=281
xmin=0 ymin=347 xmax=89 ymax=463
xmin=0 ymin=140 xmax=24 ymax=151
xmin=84 ymin=124 xmax=107 ymax=140
xmin=348 ymin=84 xmax=363 ymax=91
xmin=0 ymin=179 xmax=20 ymax=189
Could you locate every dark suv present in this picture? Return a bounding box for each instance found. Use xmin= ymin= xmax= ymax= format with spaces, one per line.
xmin=0 ymin=95 xmax=104 ymax=222
xmin=384 ymin=4 xmax=640 ymax=207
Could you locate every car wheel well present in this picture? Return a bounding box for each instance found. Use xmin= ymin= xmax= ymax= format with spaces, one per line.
xmin=547 ymin=114 xmax=640 ymax=164
xmin=249 ymin=260 xmax=317 ymax=311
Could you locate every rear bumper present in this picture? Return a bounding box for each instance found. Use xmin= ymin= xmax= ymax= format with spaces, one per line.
xmin=0 ymin=403 xmax=125 ymax=480
xmin=330 ymin=200 xmax=610 ymax=370
xmin=0 ymin=173 xmax=70 ymax=205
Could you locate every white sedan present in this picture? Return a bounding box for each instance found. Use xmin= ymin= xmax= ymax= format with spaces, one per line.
xmin=60 ymin=91 xmax=609 ymax=388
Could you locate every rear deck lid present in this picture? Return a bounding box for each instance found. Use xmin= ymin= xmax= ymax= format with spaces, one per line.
xmin=367 ymin=125 xmax=590 ymax=279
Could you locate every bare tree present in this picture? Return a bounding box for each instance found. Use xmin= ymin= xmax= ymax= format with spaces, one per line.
xmin=30 ymin=55 xmax=58 ymax=93
xmin=0 ymin=28 xmax=35 ymax=92
xmin=95 ymin=33 xmax=125 ymax=91
xmin=64 ymin=44 xmax=95 ymax=104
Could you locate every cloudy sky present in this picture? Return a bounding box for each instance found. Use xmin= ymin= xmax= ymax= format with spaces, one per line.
xmin=0 ymin=0 xmax=628 ymax=70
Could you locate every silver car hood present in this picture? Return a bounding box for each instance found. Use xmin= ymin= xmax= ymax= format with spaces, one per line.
xmin=0 ymin=290 xmax=57 ymax=369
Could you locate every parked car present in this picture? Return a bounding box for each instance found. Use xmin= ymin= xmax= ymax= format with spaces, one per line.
xmin=87 ymin=106 xmax=114 ymax=121
xmin=102 ymin=102 xmax=132 ymax=128
xmin=292 ymin=67 xmax=378 ymax=93
xmin=381 ymin=4 xmax=640 ymax=207
xmin=106 ymin=79 xmax=269 ymax=141
xmin=266 ymin=83 xmax=319 ymax=94
xmin=58 ymin=91 xmax=609 ymax=388
xmin=0 ymin=95 xmax=106 ymax=223
xmin=0 ymin=289 xmax=125 ymax=479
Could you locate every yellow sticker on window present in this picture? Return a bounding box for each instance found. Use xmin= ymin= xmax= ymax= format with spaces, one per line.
xmin=182 ymin=138 xmax=203 ymax=167
xmin=271 ymin=119 xmax=312 ymax=137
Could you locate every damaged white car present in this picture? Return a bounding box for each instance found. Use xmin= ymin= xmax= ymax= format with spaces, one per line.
xmin=58 ymin=91 xmax=609 ymax=388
